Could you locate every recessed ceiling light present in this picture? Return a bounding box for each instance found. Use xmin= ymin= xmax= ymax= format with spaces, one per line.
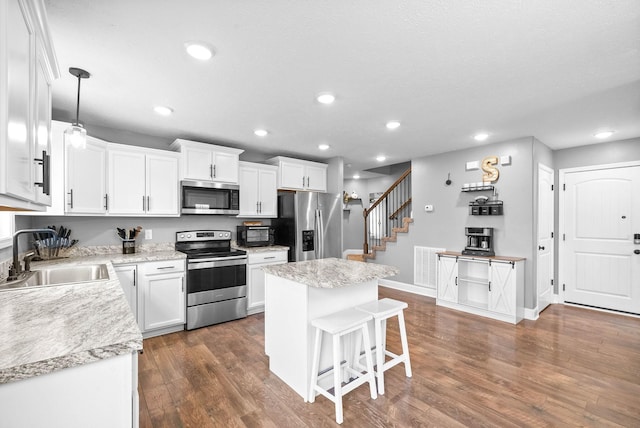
xmin=353 ymin=174 xmax=360 ymax=179
xmin=386 ymin=120 xmax=401 ymax=130
xmin=318 ymin=143 xmax=330 ymax=150
xmin=153 ymin=106 xmax=173 ymax=116
xmin=254 ymin=129 xmax=268 ymax=137
xmin=594 ymin=130 xmax=615 ymax=139
xmin=316 ymin=93 xmax=336 ymax=104
xmin=474 ymin=132 xmax=489 ymax=141
xmin=185 ymin=42 xmax=214 ymax=60
xmin=376 ymin=155 xmax=386 ymax=162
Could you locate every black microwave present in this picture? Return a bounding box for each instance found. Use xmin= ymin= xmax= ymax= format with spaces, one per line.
xmin=181 ymin=180 xmax=239 ymax=215
xmin=237 ymin=226 xmax=274 ymax=247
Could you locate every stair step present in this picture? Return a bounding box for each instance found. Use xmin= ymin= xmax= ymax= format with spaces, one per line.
xmin=372 ymin=245 xmax=386 ymax=251
xmin=346 ymin=254 xmax=366 ymax=262
xmin=382 ymin=236 xmax=397 ymax=242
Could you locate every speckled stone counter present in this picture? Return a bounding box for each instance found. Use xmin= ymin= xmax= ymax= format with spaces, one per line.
xmin=0 ymin=250 xmax=185 ymax=384
xmin=262 ymin=257 xmax=398 ymax=288
xmin=232 ymin=244 xmax=289 ymax=254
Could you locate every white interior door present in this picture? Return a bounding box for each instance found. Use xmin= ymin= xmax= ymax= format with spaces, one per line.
xmin=537 ymin=164 xmax=555 ymax=314
xmin=562 ymin=164 xmax=640 ymax=314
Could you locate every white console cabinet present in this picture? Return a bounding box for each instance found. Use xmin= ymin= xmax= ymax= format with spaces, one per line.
xmin=436 ymin=252 xmax=525 ymax=324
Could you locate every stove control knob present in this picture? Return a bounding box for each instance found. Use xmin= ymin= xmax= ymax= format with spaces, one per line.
xmin=179 ymin=234 xmax=184 ymax=239
xmin=224 ymin=232 xmax=230 ymax=238
xmin=186 ymin=234 xmax=192 ymax=239
xmin=219 ymin=232 xmax=223 ymax=237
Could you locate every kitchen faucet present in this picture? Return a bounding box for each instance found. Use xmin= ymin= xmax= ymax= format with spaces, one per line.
xmin=7 ymin=229 xmax=58 ymax=281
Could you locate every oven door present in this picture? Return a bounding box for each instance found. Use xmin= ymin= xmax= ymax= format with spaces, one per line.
xmin=186 ymin=257 xmax=247 ymax=306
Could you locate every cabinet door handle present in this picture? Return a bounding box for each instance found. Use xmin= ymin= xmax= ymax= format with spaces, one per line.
xmin=209 ymin=164 xmax=213 ymax=179
xmin=33 ymin=150 xmax=50 ymax=195
xmin=147 ymin=196 xmax=150 ymax=212
xmin=488 ymin=281 xmax=491 ymax=291
xmin=455 ymin=276 xmax=458 ymax=286
xmin=306 ymin=176 xmax=310 ymax=187
xmin=538 ymin=245 xmax=545 ymax=250
xmin=104 ymin=194 xmax=109 ymax=211
xmin=213 ymin=164 xmax=216 ymax=178
xmin=157 ymin=266 xmax=175 ymax=270
xmin=259 ymin=201 xmax=262 ymax=213
xmin=67 ymin=189 xmax=74 ymax=208
xmin=256 ymin=201 xmax=260 ymax=213
xmin=302 ymin=176 xmax=305 ymax=187
xmin=142 ymin=196 xmax=146 ymax=211
xmin=264 ymin=256 xmax=276 ymax=260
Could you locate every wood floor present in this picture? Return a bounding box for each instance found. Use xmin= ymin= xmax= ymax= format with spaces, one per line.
xmin=138 ymin=288 xmax=640 ymax=427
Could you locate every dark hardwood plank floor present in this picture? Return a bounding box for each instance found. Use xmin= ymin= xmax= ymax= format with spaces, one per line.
xmin=138 ymin=288 xmax=640 ymax=427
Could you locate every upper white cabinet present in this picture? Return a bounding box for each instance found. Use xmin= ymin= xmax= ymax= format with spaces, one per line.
xmin=65 ymin=136 xmax=108 ymax=214
xmin=170 ymin=138 xmax=244 ymax=184
xmin=238 ymin=161 xmax=278 ymax=218
xmin=107 ymin=145 xmax=180 ymax=216
xmin=436 ymin=252 xmax=525 ymax=324
xmin=266 ymin=156 xmax=327 ymax=192
xmin=0 ymin=0 xmax=59 ymax=210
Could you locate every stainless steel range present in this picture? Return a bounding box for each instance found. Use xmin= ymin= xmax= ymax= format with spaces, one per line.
xmin=175 ymin=230 xmax=247 ymax=330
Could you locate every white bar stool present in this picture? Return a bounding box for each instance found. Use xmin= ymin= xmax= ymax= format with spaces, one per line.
xmin=356 ymin=298 xmax=412 ymax=395
xmin=308 ymin=307 xmax=377 ymax=424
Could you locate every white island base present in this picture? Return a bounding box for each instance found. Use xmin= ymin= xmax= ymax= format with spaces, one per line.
xmin=264 ymin=274 xmax=378 ymax=400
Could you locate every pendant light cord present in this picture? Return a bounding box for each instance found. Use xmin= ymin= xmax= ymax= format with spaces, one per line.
xmin=75 ymin=74 xmax=82 ymax=126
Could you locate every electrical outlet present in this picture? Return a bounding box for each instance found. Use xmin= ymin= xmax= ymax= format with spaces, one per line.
xmin=145 ymin=229 xmax=152 ymax=240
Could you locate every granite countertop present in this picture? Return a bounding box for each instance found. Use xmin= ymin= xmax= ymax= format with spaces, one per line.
xmin=262 ymin=257 xmax=398 ymax=288
xmin=0 ymin=250 xmax=185 ymax=384
xmin=232 ymin=244 xmax=289 ymax=254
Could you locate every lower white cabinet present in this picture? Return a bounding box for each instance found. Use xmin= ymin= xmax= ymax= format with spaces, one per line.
xmin=137 ymin=260 xmax=185 ymax=336
xmin=436 ymin=252 xmax=525 ymax=324
xmin=247 ymin=250 xmax=288 ymax=314
xmin=114 ymin=264 xmax=137 ymax=318
xmin=115 ymin=260 xmax=185 ymax=338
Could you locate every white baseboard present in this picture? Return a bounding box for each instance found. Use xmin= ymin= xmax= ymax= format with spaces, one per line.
xmin=524 ymin=307 xmax=538 ymax=321
xmin=378 ymin=279 xmax=436 ymax=298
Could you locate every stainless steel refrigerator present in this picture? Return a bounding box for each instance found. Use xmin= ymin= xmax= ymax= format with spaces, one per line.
xmin=273 ymin=191 xmax=342 ymax=262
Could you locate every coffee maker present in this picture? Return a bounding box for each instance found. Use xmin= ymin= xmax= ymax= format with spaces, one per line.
xmin=462 ymin=227 xmax=494 ymax=256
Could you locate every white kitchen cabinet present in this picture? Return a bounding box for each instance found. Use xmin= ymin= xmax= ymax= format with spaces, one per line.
xmin=247 ymin=250 xmax=288 ymax=314
xmin=114 ymin=264 xmax=137 ymax=319
xmin=0 ymin=0 xmax=58 ymax=211
xmin=0 ymin=352 xmax=138 ymax=428
xmin=170 ymin=138 xmax=244 ymax=184
xmin=436 ymin=252 xmax=525 ymax=324
xmin=107 ymin=145 xmax=180 ymax=216
xmin=137 ymin=260 xmax=185 ymax=337
xmin=267 ymin=156 xmax=327 ymax=192
xmin=238 ymin=161 xmax=278 ymax=217
xmin=65 ymin=136 xmax=108 ymax=214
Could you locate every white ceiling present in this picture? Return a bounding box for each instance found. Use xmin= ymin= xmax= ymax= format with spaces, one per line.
xmin=45 ymin=0 xmax=640 ymax=178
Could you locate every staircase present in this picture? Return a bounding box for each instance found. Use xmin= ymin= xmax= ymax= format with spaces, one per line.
xmin=348 ymin=167 xmax=412 ymax=262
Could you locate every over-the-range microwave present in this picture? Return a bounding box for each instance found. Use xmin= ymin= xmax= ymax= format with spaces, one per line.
xmin=180 ymin=180 xmax=239 ymax=215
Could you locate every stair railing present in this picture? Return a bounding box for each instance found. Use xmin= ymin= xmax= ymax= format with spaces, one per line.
xmin=363 ymin=167 xmax=412 ymax=254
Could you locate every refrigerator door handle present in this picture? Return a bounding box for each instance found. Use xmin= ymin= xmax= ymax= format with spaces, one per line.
xmin=316 ymin=208 xmax=324 ymax=258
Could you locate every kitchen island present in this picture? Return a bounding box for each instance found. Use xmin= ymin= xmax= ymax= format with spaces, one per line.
xmin=262 ymin=257 xmax=399 ymax=400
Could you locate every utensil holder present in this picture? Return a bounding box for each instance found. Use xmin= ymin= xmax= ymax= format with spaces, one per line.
xmin=122 ymin=239 xmax=136 ymax=254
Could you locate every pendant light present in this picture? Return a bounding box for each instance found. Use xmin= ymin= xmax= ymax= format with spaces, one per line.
xmin=65 ymin=67 xmax=91 ymax=149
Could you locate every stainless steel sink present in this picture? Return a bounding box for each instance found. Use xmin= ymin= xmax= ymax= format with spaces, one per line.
xmin=0 ymin=264 xmax=110 ymax=291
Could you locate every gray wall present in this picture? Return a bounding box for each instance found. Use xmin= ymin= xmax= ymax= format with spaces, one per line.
xmin=370 ymin=138 xmax=538 ymax=308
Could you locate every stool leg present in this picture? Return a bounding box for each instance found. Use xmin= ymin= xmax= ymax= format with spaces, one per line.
xmin=397 ymin=310 xmax=412 ymax=377
xmin=374 ymin=317 xmax=385 ymax=395
xmin=361 ymin=323 xmax=377 ymax=400
xmin=308 ymin=327 xmax=322 ymax=403
xmin=333 ymin=333 xmax=344 ymax=424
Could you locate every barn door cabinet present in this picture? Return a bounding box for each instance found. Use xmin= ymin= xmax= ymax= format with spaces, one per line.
xmin=436 ymin=251 xmax=525 ymax=324
xmin=0 ymin=0 xmax=58 ymax=210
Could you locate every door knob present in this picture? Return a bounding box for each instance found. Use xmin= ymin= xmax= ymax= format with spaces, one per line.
xmin=538 ymin=245 xmax=545 ymax=250
xmin=635 ymin=249 xmax=640 ymax=255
